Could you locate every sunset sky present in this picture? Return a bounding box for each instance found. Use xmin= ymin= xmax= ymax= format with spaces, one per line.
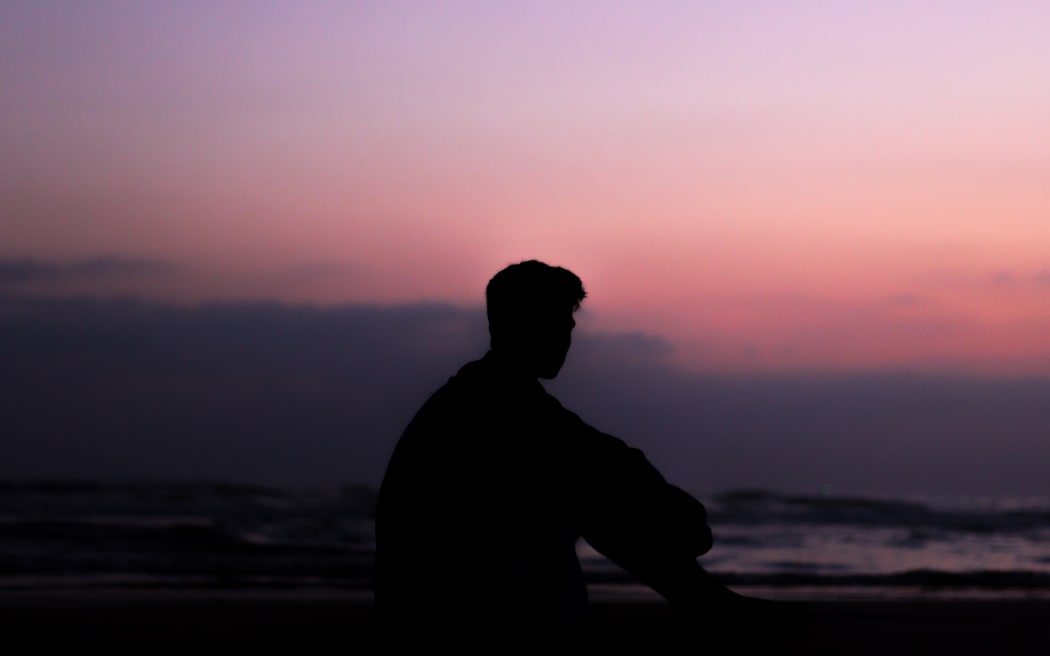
xmin=4 ymin=1 xmax=1048 ymax=375
xmin=2 ymin=3 xmax=1049 ymax=495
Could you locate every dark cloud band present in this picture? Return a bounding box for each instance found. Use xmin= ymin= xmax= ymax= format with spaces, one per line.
xmin=1 ymin=295 xmax=1048 ymax=498
xmin=0 ymin=257 xmax=174 ymax=285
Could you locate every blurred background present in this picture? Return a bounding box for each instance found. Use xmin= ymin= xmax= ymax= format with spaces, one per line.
xmin=2 ymin=1 xmax=1048 ymax=603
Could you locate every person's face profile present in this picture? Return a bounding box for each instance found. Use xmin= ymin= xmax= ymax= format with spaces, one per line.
xmin=533 ymin=306 xmax=576 ymax=379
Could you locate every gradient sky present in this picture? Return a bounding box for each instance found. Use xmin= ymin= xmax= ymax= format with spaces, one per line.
xmin=3 ymin=1 xmax=1049 ymax=376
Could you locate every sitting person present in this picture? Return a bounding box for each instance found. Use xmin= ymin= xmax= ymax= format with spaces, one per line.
xmin=375 ymin=260 xmax=796 ymax=639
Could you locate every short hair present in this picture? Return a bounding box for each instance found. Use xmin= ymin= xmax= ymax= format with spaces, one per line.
xmin=486 ymin=260 xmax=586 ymax=336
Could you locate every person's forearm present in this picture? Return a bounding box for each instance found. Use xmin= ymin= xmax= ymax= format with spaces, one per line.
xmin=630 ymin=558 xmax=737 ymax=608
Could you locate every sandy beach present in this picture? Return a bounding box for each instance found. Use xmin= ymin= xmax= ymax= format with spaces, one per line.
xmin=3 ymin=598 xmax=1047 ymax=654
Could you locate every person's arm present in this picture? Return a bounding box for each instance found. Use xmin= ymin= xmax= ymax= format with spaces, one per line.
xmin=570 ymin=418 xmax=716 ymax=604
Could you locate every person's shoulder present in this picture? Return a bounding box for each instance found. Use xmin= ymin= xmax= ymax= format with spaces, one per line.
xmin=411 ymin=355 xmax=510 ymax=418
xmin=535 ymin=386 xmax=628 ymax=447
xmin=440 ymin=355 xmax=496 ymax=395
xmin=449 ymin=355 xmax=489 ymax=382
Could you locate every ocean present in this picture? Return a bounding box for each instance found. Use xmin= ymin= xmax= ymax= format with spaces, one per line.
xmin=2 ymin=481 xmax=1048 ymax=606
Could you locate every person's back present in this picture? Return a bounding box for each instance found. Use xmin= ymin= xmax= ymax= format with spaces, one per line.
xmin=374 ymin=352 xmax=590 ymax=629
xmin=375 ymin=352 xmax=716 ymax=635
xmin=373 ymin=261 xmax=798 ymax=642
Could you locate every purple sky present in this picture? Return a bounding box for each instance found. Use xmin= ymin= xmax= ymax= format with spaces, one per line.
xmin=2 ymin=3 xmax=1048 ymax=496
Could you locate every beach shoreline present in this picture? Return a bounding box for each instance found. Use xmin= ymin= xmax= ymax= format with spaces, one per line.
xmin=4 ymin=597 xmax=1046 ymax=654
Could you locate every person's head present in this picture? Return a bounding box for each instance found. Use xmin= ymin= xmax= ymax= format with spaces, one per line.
xmin=486 ymin=260 xmax=586 ymax=379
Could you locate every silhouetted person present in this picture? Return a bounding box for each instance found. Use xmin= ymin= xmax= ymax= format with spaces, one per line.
xmin=375 ymin=260 xmax=797 ymax=642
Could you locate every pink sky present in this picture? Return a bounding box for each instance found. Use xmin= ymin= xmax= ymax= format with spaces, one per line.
xmin=2 ymin=2 xmax=1048 ymax=374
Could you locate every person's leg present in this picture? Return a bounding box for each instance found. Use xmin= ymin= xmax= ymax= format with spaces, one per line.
xmin=623 ymin=557 xmax=735 ymax=607
xmin=657 ymin=560 xmax=810 ymax=640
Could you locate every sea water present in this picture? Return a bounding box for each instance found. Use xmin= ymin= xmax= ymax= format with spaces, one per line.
xmin=585 ymin=489 xmax=1050 ymax=600
xmin=1 ymin=481 xmax=1048 ymax=604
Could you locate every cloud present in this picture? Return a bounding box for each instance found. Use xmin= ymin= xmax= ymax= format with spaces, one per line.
xmin=883 ymin=294 xmax=928 ymax=307
xmin=0 ymin=256 xmax=174 ymax=285
xmin=0 ymin=296 xmax=485 ymax=487
xmin=988 ymin=269 xmax=1050 ymax=288
xmin=991 ymin=270 xmax=1015 ymax=287
xmin=570 ymin=330 xmax=674 ymax=366
xmin=1 ymin=296 xmax=1048 ymax=497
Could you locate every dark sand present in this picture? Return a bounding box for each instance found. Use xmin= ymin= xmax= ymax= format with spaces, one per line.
xmin=3 ymin=599 xmax=1047 ymax=654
